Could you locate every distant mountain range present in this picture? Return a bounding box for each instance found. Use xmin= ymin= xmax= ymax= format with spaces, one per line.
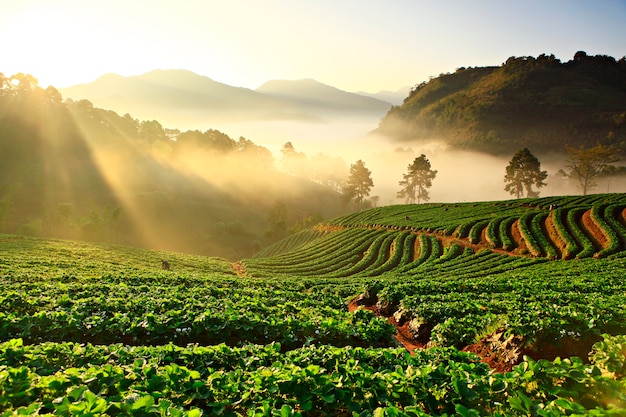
xmin=374 ymin=52 xmax=626 ymax=155
xmin=59 ymin=70 xmax=396 ymax=127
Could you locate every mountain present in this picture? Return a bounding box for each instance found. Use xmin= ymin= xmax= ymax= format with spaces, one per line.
xmin=256 ymin=79 xmax=392 ymax=114
xmin=357 ymin=86 xmax=412 ymax=105
xmin=60 ymin=70 xmax=392 ymax=127
xmin=374 ymin=52 xmax=626 ymax=155
xmin=60 ymin=69 xmax=290 ymax=123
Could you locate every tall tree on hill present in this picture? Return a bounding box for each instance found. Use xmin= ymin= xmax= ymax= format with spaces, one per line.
xmin=564 ymin=144 xmax=620 ymax=195
xmin=397 ymin=154 xmax=438 ymax=204
xmin=504 ymin=148 xmax=548 ymax=198
xmin=343 ymin=160 xmax=373 ymax=211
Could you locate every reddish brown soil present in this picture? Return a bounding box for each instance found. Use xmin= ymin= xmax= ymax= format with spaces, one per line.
xmin=581 ymin=209 xmax=608 ymax=249
xmin=544 ymin=212 xmax=566 ymax=259
xmin=348 ymin=298 xmax=425 ymax=353
xmin=463 ymin=341 xmax=516 ymax=373
xmin=232 ymin=262 xmax=247 ymax=276
xmin=348 ymin=297 xmax=523 ymax=372
xmin=510 ymin=219 xmax=527 ymax=254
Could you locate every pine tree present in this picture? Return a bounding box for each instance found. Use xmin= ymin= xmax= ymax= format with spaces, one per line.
xmin=397 ymin=155 xmax=437 ymax=204
xmin=343 ymin=160 xmax=374 ymax=211
xmin=504 ymin=148 xmax=548 ymax=198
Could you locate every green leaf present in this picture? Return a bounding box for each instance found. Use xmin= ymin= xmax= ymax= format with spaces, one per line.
xmin=130 ymin=394 xmax=154 ymax=410
xmin=187 ymin=409 xmax=203 ymax=417
xmin=321 ymin=393 xmax=335 ymax=403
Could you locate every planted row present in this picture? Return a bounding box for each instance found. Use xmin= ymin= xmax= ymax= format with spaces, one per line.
xmin=2 ymin=337 xmax=625 ymax=416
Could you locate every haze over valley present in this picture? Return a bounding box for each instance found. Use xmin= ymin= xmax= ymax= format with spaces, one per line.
xmin=2 ymin=0 xmax=626 ymax=258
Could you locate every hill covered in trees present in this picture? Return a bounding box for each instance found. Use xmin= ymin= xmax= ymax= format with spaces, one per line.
xmin=374 ymin=52 xmax=626 ymax=155
xmin=0 ymin=73 xmax=348 ymax=259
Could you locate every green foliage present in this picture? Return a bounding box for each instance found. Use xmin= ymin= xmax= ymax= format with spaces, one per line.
xmin=2 ymin=193 xmax=626 ymax=415
xmin=397 ymin=155 xmax=437 ymax=204
xmin=343 ymin=159 xmax=374 ymax=211
xmin=375 ymin=53 xmax=626 ymax=155
xmin=504 ymin=148 xmax=548 ymax=198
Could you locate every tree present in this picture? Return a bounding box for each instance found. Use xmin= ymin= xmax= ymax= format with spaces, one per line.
xmin=280 ymin=141 xmax=307 ymax=176
xmin=397 ymin=154 xmax=437 ymax=204
xmin=343 ymin=160 xmax=374 ymax=211
xmin=266 ymin=201 xmax=287 ymax=241
xmin=504 ymin=148 xmax=548 ymax=198
xmin=564 ymin=144 xmax=620 ymax=195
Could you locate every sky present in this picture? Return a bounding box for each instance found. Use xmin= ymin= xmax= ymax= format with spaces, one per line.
xmin=2 ymin=0 xmax=625 ymax=94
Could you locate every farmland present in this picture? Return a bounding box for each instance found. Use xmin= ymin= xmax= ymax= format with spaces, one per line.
xmin=2 ymin=194 xmax=626 ymax=415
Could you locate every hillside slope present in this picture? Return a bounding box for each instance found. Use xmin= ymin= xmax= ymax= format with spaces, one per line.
xmin=0 ymin=73 xmax=347 ymax=259
xmin=374 ymin=52 xmax=626 ymax=155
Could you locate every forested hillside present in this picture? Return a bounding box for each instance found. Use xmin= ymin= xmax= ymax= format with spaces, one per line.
xmin=375 ymin=52 xmax=626 ymax=155
xmin=0 ymin=73 xmax=347 ymax=259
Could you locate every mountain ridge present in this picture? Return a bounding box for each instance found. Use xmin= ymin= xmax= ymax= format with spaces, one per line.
xmin=60 ymin=70 xmax=392 ymax=126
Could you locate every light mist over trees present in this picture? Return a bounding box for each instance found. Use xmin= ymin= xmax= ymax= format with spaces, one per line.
xmin=0 ymin=73 xmax=350 ymax=259
xmin=343 ymin=160 xmax=374 ymax=211
xmin=3 ymin=67 xmax=626 ymax=258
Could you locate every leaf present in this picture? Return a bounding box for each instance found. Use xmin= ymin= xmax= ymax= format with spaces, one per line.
xmin=130 ymin=394 xmax=154 ymax=410
xmin=455 ymin=404 xmax=480 ymax=417
xmin=280 ymin=404 xmax=293 ymax=417
xmin=321 ymin=393 xmax=335 ymax=403
xmin=187 ymin=409 xmax=203 ymax=417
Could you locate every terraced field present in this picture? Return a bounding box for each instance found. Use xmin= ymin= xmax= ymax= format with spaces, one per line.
xmin=2 ymin=194 xmax=626 ymax=416
xmin=246 ymin=194 xmax=626 ymax=274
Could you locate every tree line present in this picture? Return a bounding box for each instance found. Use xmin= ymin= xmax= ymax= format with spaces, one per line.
xmin=335 ymin=144 xmax=623 ymax=210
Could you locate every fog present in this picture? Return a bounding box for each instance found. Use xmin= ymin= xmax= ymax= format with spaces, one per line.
xmin=183 ymin=114 xmax=626 ymax=206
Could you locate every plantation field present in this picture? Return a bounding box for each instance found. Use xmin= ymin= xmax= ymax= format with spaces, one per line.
xmin=2 ymin=194 xmax=626 ymax=415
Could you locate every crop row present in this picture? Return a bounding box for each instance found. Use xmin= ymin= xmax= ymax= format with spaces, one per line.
xmin=247 ymin=196 xmax=626 ymax=282
xmin=0 ymin=277 xmax=394 ymax=349
xmin=2 ymin=336 xmax=625 ymax=416
xmin=246 ymin=206 xmax=618 ymax=278
xmin=329 ymin=193 xmax=626 ymax=233
xmin=360 ymin=257 xmax=626 ymax=348
xmin=252 ymin=229 xmax=328 ymax=258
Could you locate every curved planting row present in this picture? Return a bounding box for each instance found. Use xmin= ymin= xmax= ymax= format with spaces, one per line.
xmin=252 ymin=229 xmax=329 ymax=258
xmin=245 ymin=195 xmax=626 ymax=278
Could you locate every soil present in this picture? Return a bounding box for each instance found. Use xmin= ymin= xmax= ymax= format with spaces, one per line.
xmin=348 ymin=294 xmax=603 ymax=373
xmin=543 ymin=212 xmax=564 ymax=259
xmin=232 ymin=262 xmax=247 ymax=276
xmin=510 ymin=219 xmax=527 ymax=254
xmin=348 ymin=298 xmax=425 ymax=353
xmin=581 ymin=209 xmax=609 ymax=249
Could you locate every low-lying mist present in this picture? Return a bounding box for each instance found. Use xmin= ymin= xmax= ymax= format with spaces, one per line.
xmin=194 ymin=114 xmax=626 ymax=205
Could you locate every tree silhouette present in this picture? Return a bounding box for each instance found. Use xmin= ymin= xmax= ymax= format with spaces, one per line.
xmin=504 ymin=148 xmax=548 ymax=198
xmin=397 ymin=154 xmax=437 ymax=204
xmin=343 ymin=160 xmax=374 ymax=211
xmin=564 ymin=144 xmax=620 ymax=195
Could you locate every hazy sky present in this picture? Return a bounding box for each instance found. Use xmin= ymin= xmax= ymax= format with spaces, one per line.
xmin=2 ymin=0 xmax=625 ymax=93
